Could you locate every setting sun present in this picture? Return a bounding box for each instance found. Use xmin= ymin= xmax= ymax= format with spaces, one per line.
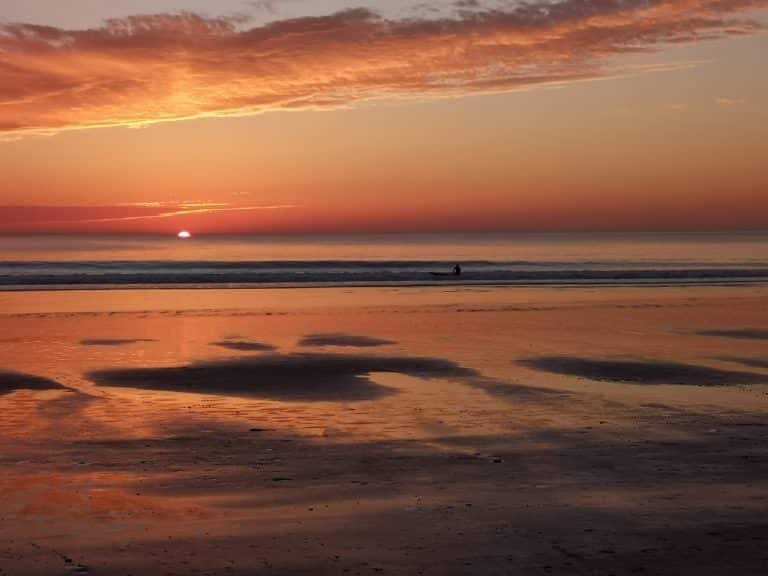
xmin=177 ymin=230 xmax=191 ymax=239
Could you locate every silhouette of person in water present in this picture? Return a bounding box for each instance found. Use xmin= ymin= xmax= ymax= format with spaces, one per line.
xmin=453 ymin=264 xmax=462 ymax=276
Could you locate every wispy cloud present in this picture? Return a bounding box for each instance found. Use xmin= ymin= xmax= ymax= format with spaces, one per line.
xmin=0 ymin=0 xmax=765 ymax=136
xmin=115 ymin=201 xmax=231 ymax=209
xmin=247 ymin=0 xmax=304 ymax=15
xmin=45 ymin=204 xmax=300 ymax=224
xmin=0 ymin=203 xmax=299 ymax=232
xmin=714 ymin=96 xmax=747 ymax=105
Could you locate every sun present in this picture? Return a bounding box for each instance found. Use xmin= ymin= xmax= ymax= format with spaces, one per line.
xmin=177 ymin=230 xmax=192 ymax=239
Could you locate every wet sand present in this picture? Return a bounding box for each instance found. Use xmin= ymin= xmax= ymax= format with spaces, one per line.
xmin=1 ymin=285 xmax=767 ymax=575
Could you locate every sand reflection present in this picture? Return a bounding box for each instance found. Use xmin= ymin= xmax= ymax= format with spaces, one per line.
xmin=81 ymin=338 xmax=157 ymax=346
xmin=1 ymin=286 xmax=768 ymax=575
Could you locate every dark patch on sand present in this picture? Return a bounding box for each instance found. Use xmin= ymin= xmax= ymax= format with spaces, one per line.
xmin=81 ymin=338 xmax=156 ymax=346
xmin=88 ymin=353 xmax=478 ymax=402
xmin=475 ymin=379 xmax=571 ymax=401
xmin=717 ymin=357 xmax=768 ymax=370
xmin=299 ymin=333 xmax=396 ymax=348
xmin=212 ymin=340 xmax=278 ymax=352
xmin=0 ymin=371 xmax=67 ymax=395
xmin=697 ymin=329 xmax=768 ymax=340
xmin=518 ymin=357 xmax=767 ymax=386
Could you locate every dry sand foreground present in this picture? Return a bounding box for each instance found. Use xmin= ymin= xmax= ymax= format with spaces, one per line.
xmin=0 ymin=285 xmax=767 ymax=575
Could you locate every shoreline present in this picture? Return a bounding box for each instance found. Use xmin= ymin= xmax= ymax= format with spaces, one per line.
xmin=1 ymin=277 xmax=768 ymax=292
xmin=1 ymin=282 xmax=767 ymax=314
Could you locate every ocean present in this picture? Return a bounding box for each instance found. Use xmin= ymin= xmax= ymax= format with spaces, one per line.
xmin=0 ymin=232 xmax=766 ymax=289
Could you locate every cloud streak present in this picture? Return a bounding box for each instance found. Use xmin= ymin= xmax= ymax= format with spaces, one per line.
xmin=0 ymin=0 xmax=765 ymax=135
xmin=0 ymin=203 xmax=300 ymax=233
xmin=714 ymin=96 xmax=747 ymax=105
xmin=52 ymin=204 xmax=300 ymax=224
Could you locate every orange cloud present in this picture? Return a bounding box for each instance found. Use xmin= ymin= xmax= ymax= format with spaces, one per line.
xmin=0 ymin=0 xmax=765 ymax=135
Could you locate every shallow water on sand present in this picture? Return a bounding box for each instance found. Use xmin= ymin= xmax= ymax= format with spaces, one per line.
xmin=1 ymin=285 xmax=767 ymax=575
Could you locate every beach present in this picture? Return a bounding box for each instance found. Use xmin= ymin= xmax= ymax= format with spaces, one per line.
xmin=1 ymin=284 xmax=767 ymax=575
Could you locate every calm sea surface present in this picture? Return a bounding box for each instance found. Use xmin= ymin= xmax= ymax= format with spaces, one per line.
xmin=0 ymin=233 xmax=766 ymax=289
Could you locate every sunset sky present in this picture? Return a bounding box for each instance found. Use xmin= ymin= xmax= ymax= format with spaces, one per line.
xmin=1 ymin=0 xmax=766 ymax=235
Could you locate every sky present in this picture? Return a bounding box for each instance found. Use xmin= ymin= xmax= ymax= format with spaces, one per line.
xmin=0 ymin=0 xmax=767 ymax=235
